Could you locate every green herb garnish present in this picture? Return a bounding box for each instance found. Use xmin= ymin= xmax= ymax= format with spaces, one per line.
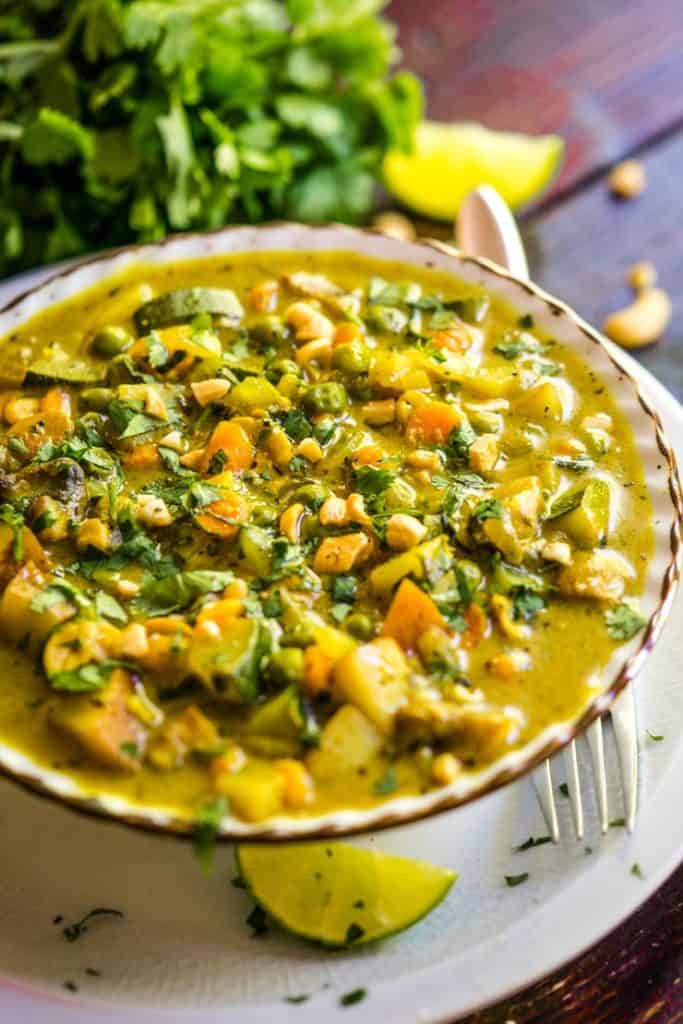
xmin=605 ymin=604 xmax=647 ymax=641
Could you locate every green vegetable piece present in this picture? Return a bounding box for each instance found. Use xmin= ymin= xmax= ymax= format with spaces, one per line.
xmin=91 ymin=326 xmax=134 ymax=357
xmin=26 ymin=357 xmax=106 ymax=385
xmin=239 ymin=526 xmax=273 ymax=575
xmin=332 ymin=340 xmax=371 ymax=374
xmin=134 ymin=288 xmax=244 ymax=334
xmin=267 ymin=651 xmax=305 ymax=688
xmin=292 ymin=483 xmax=330 ymax=510
xmin=247 ymin=683 xmax=317 ymax=746
xmin=451 ymin=294 xmax=490 ymax=324
xmin=492 ymin=560 xmax=547 ymax=595
xmin=546 ymin=485 xmax=585 ymax=520
xmin=366 ymin=305 xmax=408 ymax=334
xmin=81 ymin=387 xmax=115 ymax=411
xmin=251 ymin=317 xmax=288 ymax=346
xmin=303 ymin=382 xmax=348 ymax=414
xmin=229 ymin=376 xmax=287 ymax=413
xmin=558 ymin=478 xmax=610 ymax=548
xmin=605 ymin=603 xmax=647 ymax=641
xmin=345 ymin=612 xmax=374 ymax=640
xmin=188 ymin=617 xmax=268 ymax=702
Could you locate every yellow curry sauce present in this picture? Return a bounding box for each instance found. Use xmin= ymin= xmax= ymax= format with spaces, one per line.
xmin=0 ymin=252 xmax=652 ymax=823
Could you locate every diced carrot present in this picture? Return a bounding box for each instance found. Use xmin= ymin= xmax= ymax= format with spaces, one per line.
xmin=461 ymin=603 xmax=489 ymax=649
xmin=201 ymin=421 xmax=254 ymax=474
xmin=354 ymin=443 xmax=385 ymax=466
xmin=195 ymin=493 xmax=249 ymax=539
xmin=405 ymin=401 xmax=463 ymax=445
xmin=333 ymin=322 xmax=363 ymax=347
xmin=426 ymin=323 xmax=472 ymax=354
xmin=41 ymin=388 xmax=71 ymax=417
xmin=381 ymin=578 xmax=446 ymax=652
xmin=303 ymin=645 xmax=334 ymax=696
xmin=122 ymin=443 xmax=162 ymax=469
xmin=248 ymin=280 xmax=279 ymax=312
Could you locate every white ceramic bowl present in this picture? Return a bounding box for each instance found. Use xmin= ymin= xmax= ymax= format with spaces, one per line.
xmin=0 ymin=223 xmax=680 ymax=839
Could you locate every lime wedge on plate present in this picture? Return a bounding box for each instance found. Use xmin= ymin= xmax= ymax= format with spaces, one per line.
xmin=236 ymin=841 xmax=456 ymax=947
xmin=383 ymin=120 xmax=564 ymax=220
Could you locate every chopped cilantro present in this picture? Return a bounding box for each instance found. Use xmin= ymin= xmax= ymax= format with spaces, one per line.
xmin=340 ymin=988 xmax=367 ymax=1007
xmin=344 ymin=922 xmax=365 ymax=944
xmin=332 ymin=575 xmax=357 ymax=602
xmin=558 ymin=782 xmax=569 ymax=798
xmin=330 ymin=603 xmax=351 ymax=623
xmin=95 ymin=591 xmax=128 ymax=624
xmin=50 ymin=661 xmax=121 ymax=693
xmin=246 ymin=904 xmax=269 ymax=937
xmin=443 ymin=421 xmax=476 ymax=462
xmin=553 ymin=454 xmax=594 ymax=472
xmin=631 ymin=863 xmax=644 ymax=879
xmin=606 ymin=604 xmax=646 ymax=641
xmin=62 ymin=907 xmax=124 ymax=943
xmin=514 ymin=835 xmax=552 ymax=852
xmin=133 ymin=570 xmax=235 ymax=616
xmin=647 ymin=730 xmax=664 ymax=743
xmin=192 ymin=797 xmax=228 ymax=874
xmin=471 ymin=498 xmax=503 ymax=523
xmin=512 ymin=587 xmax=545 ymax=622
xmin=504 ymin=872 xmax=529 ymax=887
xmin=372 ymin=767 xmax=398 ymax=796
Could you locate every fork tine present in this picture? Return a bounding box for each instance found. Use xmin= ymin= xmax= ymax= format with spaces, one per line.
xmin=533 ymin=760 xmax=560 ymax=842
xmin=610 ymin=686 xmax=639 ymax=832
xmin=563 ymin=741 xmax=584 ymax=839
xmin=587 ymin=717 xmax=609 ymax=833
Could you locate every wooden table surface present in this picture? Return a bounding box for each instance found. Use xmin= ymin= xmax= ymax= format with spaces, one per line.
xmin=387 ymin=0 xmax=683 ymax=1020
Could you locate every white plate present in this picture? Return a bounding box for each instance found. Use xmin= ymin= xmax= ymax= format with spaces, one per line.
xmin=0 ymin=271 xmax=682 ymax=1024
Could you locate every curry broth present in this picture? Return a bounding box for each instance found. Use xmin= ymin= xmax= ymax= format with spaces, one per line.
xmin=0 ymin=252 xmax=652 ymax=822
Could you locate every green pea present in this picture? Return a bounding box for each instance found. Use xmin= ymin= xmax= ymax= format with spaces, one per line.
xmin=331 ymin=340 xmax=371 ymax=374
xmin=91 ymin=325 xmax=133 ymax=357
xmin=365 ymin=305 xmax=408 ymax=334
xmin=303 ymin=382 xmax=348 ymax=415
xmin=345 ymin=612 xmax=375 ymax=641
xmin=292 ymin=483 xmax=330 ymax=510
xmin=267 ymin=357 xmax=300 ymax=381
xmin=268 ymin=648 xmax=305 ymax=685
xmin=81 ymin=387 xmax=114 ymax=411
xmin=251 ymin=315 xmax=287 ymax=345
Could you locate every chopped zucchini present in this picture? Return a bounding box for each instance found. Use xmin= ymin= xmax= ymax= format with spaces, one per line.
xmin=188 ymin=617 xmax=269 ymax=702
xmin=134 ymin=288 xmax=244 ymax=333
xmin=558 ymin=478 xmax=610 ymax=548
xmin=27 ymin=357 xmax=107 ymax=385
xmin=246 ymin=685 xmax=319 ymax=747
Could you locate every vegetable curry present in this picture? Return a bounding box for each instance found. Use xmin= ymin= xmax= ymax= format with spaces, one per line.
xmin=0 ymin=252 xmax=652 ymax=823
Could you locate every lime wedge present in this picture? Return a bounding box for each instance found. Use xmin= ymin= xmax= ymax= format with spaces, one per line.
xmin=236 ymin=841 xmax=456 ymax=947
xmin=383 ymin=120 xmax=564 ymax=220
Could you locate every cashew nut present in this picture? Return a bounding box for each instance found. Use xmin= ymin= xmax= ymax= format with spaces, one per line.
xmin=602 ymin=288 xmax=672 ymax=349
xmin=372 ymin=210 xmax=417 ymax=242
xmin=627 ymin=261 xmax=657 ymax=292
xmin=608 ymin=159 xmax=646 ymax=199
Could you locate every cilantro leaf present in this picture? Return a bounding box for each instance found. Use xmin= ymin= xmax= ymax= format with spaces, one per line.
xmin=132 ymin=570 xmax=235 ymax=616
xmin=471 ymin=498 xmax=503 ymax=523
xmin=605 ymin=603 xmax=647 ymax=641
xmin=192 ymin=797 xmax=228 ymax=875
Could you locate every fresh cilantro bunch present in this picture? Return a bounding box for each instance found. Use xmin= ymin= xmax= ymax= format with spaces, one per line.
xmin=0 ymin=0 xmax=422 ymax=274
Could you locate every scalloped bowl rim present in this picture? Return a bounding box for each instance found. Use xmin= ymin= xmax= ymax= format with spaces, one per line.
xmin=0 ymin=222 xmax=679 ymax=840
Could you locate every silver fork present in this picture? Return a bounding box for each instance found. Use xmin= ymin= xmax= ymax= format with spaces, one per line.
xmin=456 ymin=186 xmax=638 ymax=841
